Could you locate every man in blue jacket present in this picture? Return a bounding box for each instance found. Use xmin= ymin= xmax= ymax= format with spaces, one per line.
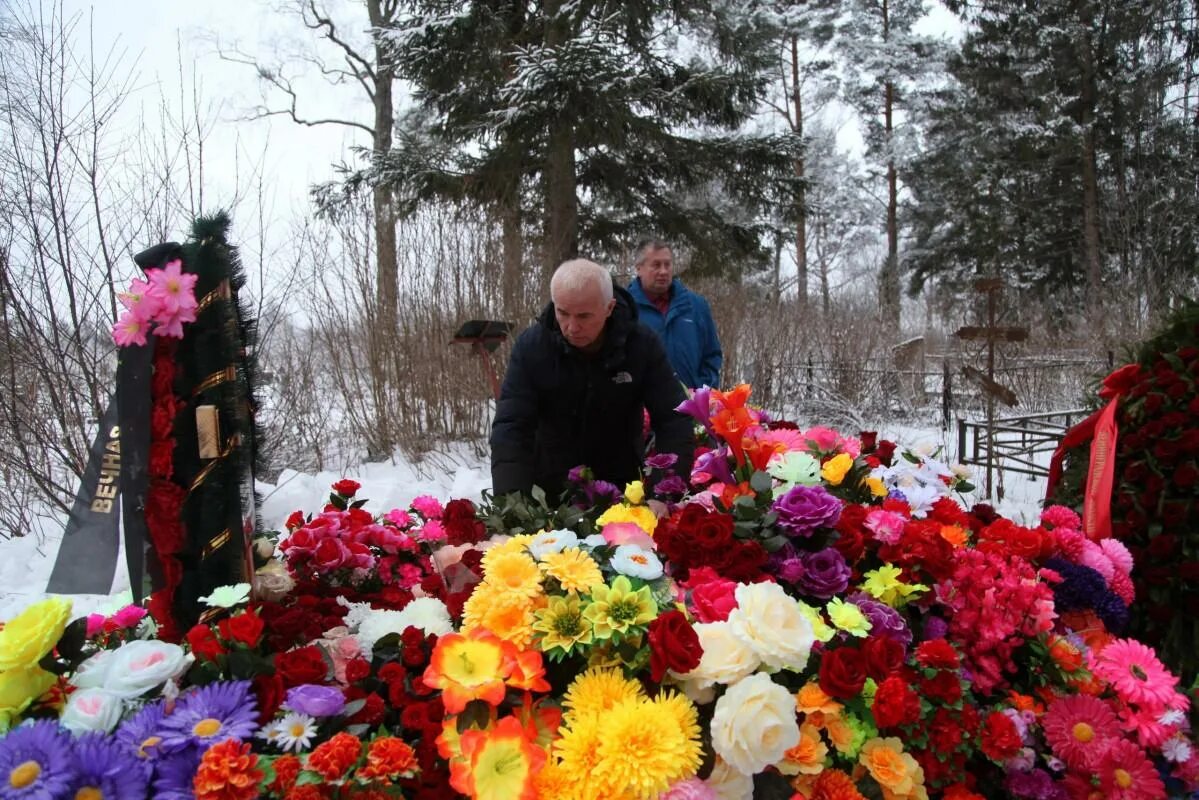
xmin=628 ymin=239 xmax=722 ymax=389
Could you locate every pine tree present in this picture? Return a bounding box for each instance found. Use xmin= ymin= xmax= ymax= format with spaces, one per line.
xmin=339 ymin=0 xmax=801 ymax=288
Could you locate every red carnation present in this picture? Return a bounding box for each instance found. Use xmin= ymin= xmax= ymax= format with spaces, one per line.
xmin=331 ymin=479 xmax=361 ymax=497
xmin=928 ymin=707 xmax=966 ymax=752
xmin=344 ymin=657 xmax=372 ymax=684
xmin=920 ymin=671 xmax=963 ymax=705
xmin=872 ymin=676 xmax=920 ymax=729
xmin=915 ymin=638 xmax=960 ymax=670
xmin=308 ymin=732 xmax=363 ymax=781
xmin=647 ymin=609 xmax=704 ymax=682
xmin=1173 ymin=462 xmax=1199 ymax=489
xmin=979 ymin=710 xmax=1022 ymax=762
xmin=442 ymin=498 xmax=486 ymax=545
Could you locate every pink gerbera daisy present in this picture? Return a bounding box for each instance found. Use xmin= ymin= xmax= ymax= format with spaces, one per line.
xmin=1091 ymin=639 xmax=1180 ymax=708
xmin=1042 ymin=694 xmax=1120 ymax=770
xmin=1096 ymin=738 xmax=1166 ymax=799
xmin=1118 ymin=704 xmax=1181 ymax=750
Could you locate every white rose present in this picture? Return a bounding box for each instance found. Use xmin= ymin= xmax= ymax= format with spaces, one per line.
xmin=97 ymin=640 xmax=190 ymax=699
xmin=710 ymin=672 xmax=801 ymax=776
xmin=70 ymin=649 xmax=115 ymax=690
xmin=726 ymin=582 xmax=814 ymax=671
xmin=705 ymin=757 xmax=756 ymax=800
xmin=60 ymin=688 xmax=124 ymax=733
xmin=679 ymin=621 xmax=760 ymax=688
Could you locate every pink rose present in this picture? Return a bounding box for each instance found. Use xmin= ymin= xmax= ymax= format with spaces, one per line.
xmin=86 ymin=614 xmax=106 ymax=638
xmin=112 ymin=605 xmax=148 ymax=629
xmin=313 ymin=537 xmax=350 ymax=571
xmin=685 ymin=570 xmax=738 ymax=623
xmin=602 ymin=522 xmax=655 ymax=549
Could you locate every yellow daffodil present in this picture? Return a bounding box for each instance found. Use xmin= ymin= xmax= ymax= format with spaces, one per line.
xmin=797 ymin=601 xmax=836 ymax=643
xmin=860 ymin=565 xmax=928 ymax=608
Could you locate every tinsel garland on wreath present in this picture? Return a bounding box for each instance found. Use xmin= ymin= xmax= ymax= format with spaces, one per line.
xmin=137 ymin=213 xmax=264 ymax=636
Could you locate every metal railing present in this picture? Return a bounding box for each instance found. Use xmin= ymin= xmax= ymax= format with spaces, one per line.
xmin=957 ymin=408 xmax=1090 ymax=479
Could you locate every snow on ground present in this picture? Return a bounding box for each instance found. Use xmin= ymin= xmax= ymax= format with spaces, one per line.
xmin=0 ymin=429 xmax=1053 ymax=623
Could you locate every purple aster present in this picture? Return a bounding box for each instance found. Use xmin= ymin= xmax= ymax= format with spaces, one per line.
xmin=922 ymin=614 xmax=949 ymax=641
xmin=772 ymin=485 xmax=841 ymax=538
xmin=587 ymin=480 xmax=623 ymax=506
xmin=849 ymin=593 xmax=913 ymax=646
xmin=644 ymin=452 xmax=678 ymax=471
xmin=151 ymin=747 xmax=203 ymax=800
xmin=66 ymin=732 xmax=148 ymax=799
xmin=0 ymin=719 xmax=76 ymax=800
xmin=115 ymin=698 xmax=172 ymax=770
xmin=886 ymin=488 xmax=908 ymax=503
xmin=285 ymin=684 xmax=345 ymax=717
xmin=159 ymin=680 xmax=258 ymax=750
xmin=796 ymin=547 xmax=851 ymax=598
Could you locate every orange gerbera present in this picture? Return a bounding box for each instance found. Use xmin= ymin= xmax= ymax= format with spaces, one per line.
xmin=424 ymin=629 xmax=517 ymax=714
xmin=307 ymin=732 xmax=363 ymax=782
xmin=193 ymin=739 xmax=264 ymax=800
xmin=451 ymin=716 xmax=547 ymax=800
xmin=358 ymin=736 xmax=418 ymax=781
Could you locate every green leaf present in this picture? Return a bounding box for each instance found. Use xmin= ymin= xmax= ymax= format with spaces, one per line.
xmin=295 ymin=771 xmax=324 ymax=786
xmin=341 ymin=698 xmax=367 ymax=718
xmin=457 ymin=700 xmax=492 ymax=733
xmin=328 ymin=493 xmax=347 ymax=511
xmin=750 ymin=470 xmax=773 ymax=493
xmin=531 ymin=485 xmax=547 ymax=506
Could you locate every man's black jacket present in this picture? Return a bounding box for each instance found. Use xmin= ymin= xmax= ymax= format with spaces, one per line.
xmin=490 ymin=285 xmax=694 ymax=498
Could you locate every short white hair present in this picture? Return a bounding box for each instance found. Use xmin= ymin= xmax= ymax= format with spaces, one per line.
xmin=550 ymin=258 xmax=613 ymax=304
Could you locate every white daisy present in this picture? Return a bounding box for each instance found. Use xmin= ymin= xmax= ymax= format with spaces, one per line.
xmin=275 ymin=711 xmax=319 ymax=752
xmin=197 ymin=583 xmax=251 ymax=608
xmin=1162 ymin=735 xmax=1193 ymax=763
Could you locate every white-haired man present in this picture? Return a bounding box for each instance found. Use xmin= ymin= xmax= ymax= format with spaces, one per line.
xmin=490 ymin=259 xmax=693 ymax=498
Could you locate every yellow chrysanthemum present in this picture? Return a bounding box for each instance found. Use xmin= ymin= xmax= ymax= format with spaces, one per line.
xmin=591 ymin=697 xmax=703 ymax=799
xmin=651 ymin=690 xmax=702 ymax=745
xmin=860 ymin=565 xmax=927 ymax=608
xmin=540 ymin=548 xmax=604 ymax=593
xmin=596 ymin=504 xmax=658 ymax=535
xmin=821 ymin=453 xmax=854 ymax=486
xmin=0 ymin=597 xmax=72 ymax=672
xmin=481 ymin=534 xmax=536 ymax=568
xmin=532 ymin=594 xmax=593 ymax=655
xmin=462 ymin=591 xmax=538 ymax=650
xmin=624 ymin=481 xmax=645 ymax=505
xmin=534 ymin=758 xmax=578 ymax=800
xmin=483 ymin=550 xmax=544 ymax=599
xmin=562 ymin=667 xmax=644 ymax=717
xmin=583 ymin=576 xmax=657 ymax=640
xmin=826 ymin=598 xmax=872 ymax=638
xmin=554 ymin=713 xmax=606 ymax=800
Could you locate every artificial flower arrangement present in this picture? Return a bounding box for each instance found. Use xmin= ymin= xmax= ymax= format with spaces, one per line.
xmin=111 ymin=259 xmax=200 ymax=346
xmin=2 ymin=385 xmax=1199 ymax=799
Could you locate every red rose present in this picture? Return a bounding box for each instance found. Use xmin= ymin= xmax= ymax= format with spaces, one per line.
xmin=915 ymin=639 xmax=960 ymax=670
xmin=819 ymin=647 xmax=867 ymax=700
xmin=275 ymin=645 xmax=330 ymax=687
xmin=876 ymin=440 xmax=897 ymax=465
xmin=861 ymin=636 xmax=905 ymax=681
xmin=218 ymin=611 xmax=265 ymax=648
xmin=859 ymin=431 xmax=878 ymax=452
xmin=980 ymin=710 xmax=1022 ymax=761
xmin=185 ymin=623 xmax=226 ymax=662
xmin=285 ymin=511 xmax=306 ymax=530
xmin=872 ymin=676 xmax=920 ymax=729
xmin=686 ymin=574 xmax=738 ymax=623
xmin=647 ymin=610 xmax=704 ymax=682
xmin=331 ymin=479 xmax=361 ymax=497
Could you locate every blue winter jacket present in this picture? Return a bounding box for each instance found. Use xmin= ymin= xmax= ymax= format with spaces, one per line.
xmin=628 ymin=277 xmax=723 ymax=389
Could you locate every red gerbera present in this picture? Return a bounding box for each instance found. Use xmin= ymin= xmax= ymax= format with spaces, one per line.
xmin=1041 ymin=694 xmax=1120 ymax=771
xmin=1096 ymin=738 xmax=1166 ymax=800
